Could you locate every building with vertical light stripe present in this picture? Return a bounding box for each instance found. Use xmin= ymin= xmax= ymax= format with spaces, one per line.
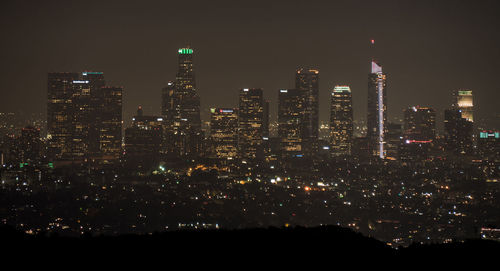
xmin=367 ymin=60 xmax=387 ymax=158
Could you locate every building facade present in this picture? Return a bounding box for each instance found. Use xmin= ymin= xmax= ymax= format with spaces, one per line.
xmin=238 ymin=88 xmax=264 ymax=159
xmin=403 ymin=106 xmax=436 ymax=143
xmin=367 ymin=60 xmax=387 ymax=159
xmin=444 ymin=109 xmax=473 ymax=155
xmin=329 ymin=85 xmax=353 ymax=156
xmin=478 ymin=130 xmax=500 ymax=160
xmin=47 ymin=72 xmax=79 ymax=160
xmin=161 ymin=48 xmax=202 ymax=157
xmin=453 ymin=89 xmax=474 ymax=123
xmin=278 ymin=89 xmax=303 ymax=158
xmin=47 ymin=72 xmax=122 ymax=162
xmin=97 ymin=86 xmax=123 ymax=160
xmin=124 ymin=107 xmax=164 ymax=170
xmin=210 ymin=108 xmax=239 ymax=159
xmin=295 ymin=69 xmax=319 ymax=156
xmin=385 ymin=123 xmax=402 ymax=161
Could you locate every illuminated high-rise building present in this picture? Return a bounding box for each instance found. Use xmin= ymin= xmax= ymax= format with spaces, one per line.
xmin=69 ymin=79 xmax=92 ymax=159
xmin=124 ymin=107 xmax=164 ymax=170
xmin=161 ymin=81 xmax=177 ymax=154
xmin=238 ymin=88 xmax=264 ymax=159
xmin=263 ymin=100 xmax=270 ymax=138
xmin=367 ymin=60 xmax=387 ymax=158
xmin=400 ymin=106 xmax=436 ymax=162
xmin=478 ymin=130 xmax=500 ymax=160
xmin=262 ymin=100 xmax=271 ymax=158
xmin=47 ymin=72 xmax=79 ymax=159
xmin=176 ymin=48 xmax=201 ymax=133
xmin=403 ymin=106 xmax=436 ymax=143
xmin=0 ymin=112 xmax=18 ymax=137
xmin=83 ymin=71 xmax=106 ymax=157
xmin=97 ymin=86 xmax=123 ymax=160
xmin=19 ymin=126 xmax=41 ymax=164
xmin=161 ymin=81 xmax=176 ymax=119
xmin=47 ymin=72 xmax=122 ymax=162
xmin=453 ymin=89 xmax=473 ymax=122
xmin=444 ymin=109 xmax=473 ymax=155
xmin=210 ymin=108 xmax=238 ymax=159
xmin=161 ymin=48 xmax=202 ymax=156
xmin=385 ymin=123 xmax=402 ymax=161
xmin=295 ymin=68 xmax=319 ymax=156
xmin=329 ymin=85 xmax=353 ymax=155
xmin=278 ymin=89 xmax=302 ymax=157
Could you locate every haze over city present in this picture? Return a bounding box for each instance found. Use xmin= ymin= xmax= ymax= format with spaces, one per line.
xmin=1 ymin=0 xmax=499 ymax=130
xmin=1 ymin=0 xmax=499 ymax=257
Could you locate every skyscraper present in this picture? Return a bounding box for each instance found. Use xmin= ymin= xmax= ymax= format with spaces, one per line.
xmin=18 ymin=126 xmax=41 ymax=164
xmin=400 ymin=106 xmax=436 ymax=162
xmin=263 ymin=100 xmax=270 ymax=139
xmin=47 ymin=72 xmax=122 ymax=162
xmin=161 ymin=81 xmax=176 ymax=118
xmin=478 ymin=130 xmax=500 ymax=160
xmin=47 ymin=72 xmax=79 ymax=159
xmin=385 ymin=123 xmax=402 ymax=161
xmin=295 ymin=69 xmax=319 ymax=156
xmin=444 ymin=109 xmax=473 ymax=155
xmin=161 ymin=48 xmax=202 ymax=157
xmin=403 ymin=106 xmax=436 ymax=143
xmin=161 ymin=81 xmax=177 ymax=155
xmin=82 ymin=71 xmax=106 ymax=157
xmin=238 ymin=88 xmax=264 ymax=159
xmin=124 ymin=107 xmax=164 ymax=170
xmin=70 ymin=79 xmax=92 ymax=159
xmin=97 ymin=86 xmax=123 ymax=160
xmin=210 ymin=108 xmax=239 ymax=159
xmin=367 ymin=60 xmax=387 ymax=158
xmin=176 ymin=48 xmax=201 ymax=133
xmin=453 ymin=89 xmax=474 ymax=122
xmin=278 ymin=89 xmax=302 ymax=158
xmin=329 ymin=85 xmax=353 ymax=156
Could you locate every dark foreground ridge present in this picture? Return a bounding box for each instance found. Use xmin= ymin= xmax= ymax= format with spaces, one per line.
xmin=1 ymin=224 xmax=499 ymax=260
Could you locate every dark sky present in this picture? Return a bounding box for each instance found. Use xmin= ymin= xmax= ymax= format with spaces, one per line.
xmin=1 ymin=0 xmax=499 ymax=131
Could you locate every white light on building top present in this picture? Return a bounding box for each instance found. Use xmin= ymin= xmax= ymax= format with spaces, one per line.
xmin=333 ymin=86 xmax=351 ymax=93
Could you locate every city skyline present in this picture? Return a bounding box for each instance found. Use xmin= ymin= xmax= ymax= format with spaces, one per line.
xmin=1 ymin=0 xmax=499 ymax=131
xmin=1 ymin=0 xmax=499 ymax=252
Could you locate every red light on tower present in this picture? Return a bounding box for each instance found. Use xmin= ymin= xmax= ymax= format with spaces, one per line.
xmin=371 ymin=39 xmax=375 ymax=45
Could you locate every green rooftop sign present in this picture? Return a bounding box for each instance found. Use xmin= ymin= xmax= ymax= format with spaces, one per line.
xmin=480 ymin=132 xmax=500 ymax=139
xmin=178 ymin=48 xmax=193 ymax=54
xmin=82 ymin=72 xmax=103 ymax=76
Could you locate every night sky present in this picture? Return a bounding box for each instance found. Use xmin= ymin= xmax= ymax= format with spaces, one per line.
xmin=1 ymin=0 xmax=499 ymax=130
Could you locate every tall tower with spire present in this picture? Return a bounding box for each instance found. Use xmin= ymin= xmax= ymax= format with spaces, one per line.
xmin=367 ymin=60 xmax=387 ymax=159
xmin=162 ymin=47 xmax=202 ymax=157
